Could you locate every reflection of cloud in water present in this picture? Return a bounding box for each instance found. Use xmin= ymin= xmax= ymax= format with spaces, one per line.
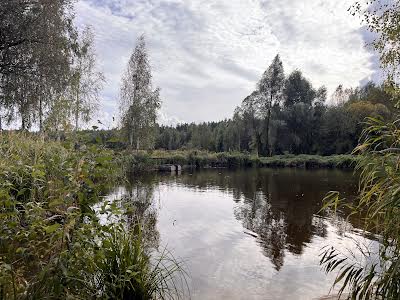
xmin=99 ymin=168 xmax=380 ymax=300
xmin=159 ymin=168 xmax=363 ymax=270
xmin=94 ymin=178 xmax=161 ymax=250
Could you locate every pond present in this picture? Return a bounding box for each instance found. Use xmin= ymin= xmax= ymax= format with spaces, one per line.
xmin=104 ymin=168 xmax=377 ymax=300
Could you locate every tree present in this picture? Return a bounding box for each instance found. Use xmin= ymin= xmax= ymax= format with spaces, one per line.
xmin=348 ymin=81 xmax=395 ymax=113
xmin=283 ymin=70 xmax=316 ymax=107
xmin=283 ymin=103 xmax=314 ymax=154
xmin=43 ymin=96 xmax=73 ymax=140
xmin=242 ymin=91 xmax=263 ymax=155
xmin=311 ymin=86 xmax=327 ymax=153
xmin=70 ymin=26 xmax=104 ymax=131
xmin=351 ymin=0 xmax=400 ymax=93
xmin=120 ymin=35 xmax=161 ymax=150
xmin=256 ymin=54 xmax=285 ymax=156
xmin=281 ymin=71 xmax=324 ymax=153
xmin=331 ymin=84 xmax=351 ymax=106
xmin=0 ymin=0 xmax=76 ymax=130
xmin=231 ymin=107 xmax=244 ymax=151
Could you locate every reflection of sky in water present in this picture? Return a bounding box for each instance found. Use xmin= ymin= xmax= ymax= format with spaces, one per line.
xmin=103 ymin=169 xmax=378 ymax=300
xmin=93 ymin=187 xmax=127 ymax=225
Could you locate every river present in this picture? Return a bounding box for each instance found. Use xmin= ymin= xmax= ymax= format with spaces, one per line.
xmin=104 ymin=168 xmax=377 ymax=300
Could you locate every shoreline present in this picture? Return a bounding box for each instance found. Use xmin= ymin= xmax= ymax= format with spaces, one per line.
xmin=123 ymin=151 xmax=358 ymax=172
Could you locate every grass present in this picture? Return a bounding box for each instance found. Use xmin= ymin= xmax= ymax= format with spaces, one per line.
xmin=320 ymin=117 xmax=400 ymax=299
xmin=0 ymin=132 xmax=187 ymax=299
xmin=258 ymin=154 xmax=358 ymax=169
xmin=123 ymin=150 xmax=359 ymax=172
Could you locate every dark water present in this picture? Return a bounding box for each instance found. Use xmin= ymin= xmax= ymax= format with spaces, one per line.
xmin=104 ymin=168 xmax=375 ymax=300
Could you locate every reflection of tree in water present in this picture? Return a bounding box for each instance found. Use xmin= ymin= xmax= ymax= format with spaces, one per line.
xmin=311 ymin=216 xmax=328 ymax=238
xmin=172 ymin=168 xmax=358 ymax=270
xmin=122 ymin=174 xmax=160 ymax=249
xmin=233 ymin=170 xmax=333 ymax=269
xmin=235 ymin=191 xmax=287 ymax=270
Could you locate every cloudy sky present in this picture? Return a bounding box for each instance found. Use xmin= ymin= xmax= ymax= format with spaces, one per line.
xmin=75 ymin=0 xmax=380 ymax=127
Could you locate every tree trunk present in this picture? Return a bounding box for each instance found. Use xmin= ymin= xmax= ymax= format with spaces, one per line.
xmin=265 ymin=95 xmax=273 ymax=156
xmin=75 ymin=67 xmax=81 ymax=132
xmin=238 ymin=131 xmax=241 ymax=152
xmin=265 ymin=111 xmax=271 ymax=156
xmin=129 ymin=127 xmax=134 ymax=149
xmin=251 ymin=115 xmax=260 ymax=157
xmin=256 ymin=132 xmax=262 ymax=157
xmin=21 ymin=116 xmax=26 ymax=131
xmin=39 ymin=96 xmax=43 ymax=132
xmin=75 ymin=87 xmax=79 ymax=131
xmin=136 ymin=137 xmax=140 ymax=153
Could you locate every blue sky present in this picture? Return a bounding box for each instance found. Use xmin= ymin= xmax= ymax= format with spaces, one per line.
xmin=75 ymin=0 xmax=380 ymax=128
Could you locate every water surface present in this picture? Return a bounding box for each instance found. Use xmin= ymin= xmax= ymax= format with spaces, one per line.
xmin=106 ymin=168 xmax=375 ymax=300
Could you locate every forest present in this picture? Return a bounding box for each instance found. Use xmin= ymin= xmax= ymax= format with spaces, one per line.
xmin=155 ymin=80 xmax=393 ymax=156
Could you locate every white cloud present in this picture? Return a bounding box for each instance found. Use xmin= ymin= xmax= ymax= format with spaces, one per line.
xmin=75 ymin=0 xmax=377 ymax=125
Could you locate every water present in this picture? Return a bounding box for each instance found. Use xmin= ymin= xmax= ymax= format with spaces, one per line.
xmin=104 ymin=168 xmax=377 ymax=300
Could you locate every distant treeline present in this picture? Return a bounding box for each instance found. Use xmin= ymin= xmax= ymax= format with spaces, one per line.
xmin=155 ymin=81 xmax=394 ymax=156
xmin=72 ymin=80 xmax=394 ymax=157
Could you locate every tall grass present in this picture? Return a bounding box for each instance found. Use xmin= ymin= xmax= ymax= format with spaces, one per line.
xmin=320 ymin=117 xmax=400 ymax=299
xmin=0 ymin=132 xmax=187 ymax=299
xmin=98 ymin=223 xmax=188 ymax=300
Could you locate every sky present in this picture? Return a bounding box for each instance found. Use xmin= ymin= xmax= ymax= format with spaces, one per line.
xmin=74 ymin=0 xmax=381 ymax=128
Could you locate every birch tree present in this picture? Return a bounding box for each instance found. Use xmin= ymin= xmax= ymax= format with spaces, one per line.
xmin=70 ymin=26 xmax=104 ymax=131
xmin=120 ymin=35 xmax=161 ymax=150
xmin=0 ymin=0 xmax=75 ymax=130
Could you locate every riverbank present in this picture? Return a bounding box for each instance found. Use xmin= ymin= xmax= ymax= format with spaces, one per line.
xmin=0 ymin=133 xmax=185 ymax=299
xmin=124 ymin=150 xmax=358 ymax=172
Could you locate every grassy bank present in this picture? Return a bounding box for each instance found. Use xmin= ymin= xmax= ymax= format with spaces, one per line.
xmin=258 ymin=154 xmax=358 ymax=169
xmin=124 ymin=150 xmax=358 ymax=171
xmin=0 ymin=133 xmax=185 ymax=299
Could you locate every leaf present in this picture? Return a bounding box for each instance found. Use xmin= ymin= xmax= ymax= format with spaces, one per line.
xmin=49 ymin=199 xmax=63 ymax=208
xmin=16 ymin=247 xmax=25 ymax=254
xmin=44 ymin=223 xmax=60 ymax=234
xmin=335 ymin=265 xmax=353 ymax=285
xmin=3 ymin=263 xmax=12 ymax=271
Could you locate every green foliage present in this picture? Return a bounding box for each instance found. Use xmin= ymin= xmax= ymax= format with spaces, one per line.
xmin=320 ymin=117 xmax=400 ymax=299
xmin=70 ymin=25 xmax=105 ymax=131
xmin=259 ymin=154 xmax=357 ymax=169
xmin=153 ymin=81 xmax=394 ymax=157
xmin=120 ymin=35 xmax=161 ymax=150
xmin=283 ymin=70 xmax=317 ymax=107
xmin=351 ymin=1 xmax=400 ymax=95
xmin=130 ymin=150 xmax=356 ymax=171
xmin=319 ymin=1 xmax=400 ymax=297
xmin=0 ymin=133 xmax=186 ymax=299
xmin=0 ymin=0 xmax=76 ymax=130
xmin=98 ymin=223 xmax=187 ymax=300
xmin=124 ymin=152 xmax=155 ymax=173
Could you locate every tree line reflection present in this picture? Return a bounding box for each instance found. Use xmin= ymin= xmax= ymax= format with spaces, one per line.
xmin=117 ymin=168 xmax=358 ymax=271
xmin=166 ymin=168 xmax=358 ymax=270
